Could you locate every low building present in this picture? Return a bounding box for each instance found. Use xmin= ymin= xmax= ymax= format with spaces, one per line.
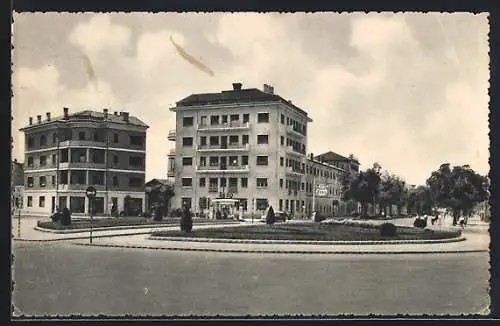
xmin=19 ymin=108 xmax=149 ymax=217
xmin=145 ymin=178 xmax=175 ymax=214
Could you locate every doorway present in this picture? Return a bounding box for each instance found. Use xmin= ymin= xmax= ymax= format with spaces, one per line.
xmin=221 ymin=136 xmax=228 ymax=149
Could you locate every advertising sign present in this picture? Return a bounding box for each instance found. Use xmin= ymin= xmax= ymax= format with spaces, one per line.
xmin=315 ymin=184 xmax=328 ymax=197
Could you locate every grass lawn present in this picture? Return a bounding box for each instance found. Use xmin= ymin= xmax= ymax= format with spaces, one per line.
xmin=37 ymin=217 xmax=240 ymax=230
xmin=151 ymin=223 xmax=461 ymax=241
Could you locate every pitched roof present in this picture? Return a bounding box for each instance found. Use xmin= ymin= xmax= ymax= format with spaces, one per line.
xmin=146 ymin=178 xmax=173 ymax=186
xmin=315 ymin=151 xmax=360 ymax=164
xmin=20 ymin=109 xmax=148 ymax=131
xmin=176 ymin=87 xmax=312 ymax=120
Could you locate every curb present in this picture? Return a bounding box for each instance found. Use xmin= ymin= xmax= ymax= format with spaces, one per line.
xmin=12 ymin=230 xmax=154 ymax=242
xmin=71 ymin=242 xmax=489 ymax=255
xmin=34 ymin=221 xmax=243 ymax=234
xmin=148 ymin=235 xmax=466 ymax=245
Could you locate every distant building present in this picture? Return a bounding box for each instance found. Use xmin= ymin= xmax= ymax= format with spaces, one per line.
xmin=167 ymin=82 xmax=359 ymax=219
xmin=314 ymin=151 xmax=360 ymax=174
xmin=19 ymin=108 xmax=149 ymax=216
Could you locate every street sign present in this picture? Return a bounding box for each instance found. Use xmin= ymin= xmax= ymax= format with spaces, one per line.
xmin=86 ymin=186 xmax=97 ymax=198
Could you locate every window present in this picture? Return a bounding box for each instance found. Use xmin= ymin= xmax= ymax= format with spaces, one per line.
xmin=279 ymin=199 xmax=283 ymax=211
xmin=129 ymin=156 xmax=143 ymax=167
xmin=182 ymin=157 xmax=193 ymax=166
xmin=200 ymin=136 xmax=207 ymax=146
xmin=27 ymin=157 xmax=34 ymax=168
xmin=129 ymin=177 xmax=143 ymax=187
xmin=27 ymin=196 xmax=33 ymax=207
xmin=130 ymin=135 xmax=144 ymax=146
xmin=52 ymin=133 xmax=57 ymax=144
xmin=78 ymin=132 xmax=86 ymax=141
xmin=281 ymin=114 xmax=285 ymax=124
xmin=210 ymin=115 xmax=219 ymax=125
xmin=257 ymin=112 xmax=269 ymax=123
xmin=183 ymin=116 xmax=194 ymax=127
xmin=256 ymin=198 xmax=268 ymax=210
xmin=182 ymin=178 xmax=193 ymax=187
xmin=256 ymin=156 xmax=268 ymax=166
xmin=27 ymin=137 xmax=34 ymax=149
xmin=182 ymin=137 xmax=193 ymax=147
xmin=280 ymin=157 xmax=284 ymax=166
xmin=257 ymin=135 xmax=269 ymax=144
xmin=220 ymin=178 xmax=227 ymax=187
xmin=113 ymin=155 xmax=119 ymax=164
xmin=40 ymin=156 xmax=47 ymax=166
xmin=113 ymin=176 xmax=119 ymax=186
xmin=221 ymin=115 xmax=228 ymax=124
xmin=27 ymin=177 xmax=33 ymax=187
xmin=93 ymin=132 xmax=100 ymax=142
xmin=40 ymin=135 xmax=47 ymax=146
xmin=200 ymin=116 xmax=207 ymax=126
xmin=241 ymin=155 xmax=249 ymax=165
xmin=52 ymin=154 xmax=56 ymax=165
xmin=113 ymin=133 xmax=119 ymax=143
xmin=70 ymin=196 xmax=85 ymax=213
xmin=280 ymin=136 xmax=284 ymax=146
xmin=182 ymin=197 xmax=192 ymax=208
xmin=243 ymin=114 xmax=249 ymax=123
xmin=199 ymin=178 xmax=206 ymax=187
xmin=51 ymin=176 xmax=55 ymax=185
xmin=280 ymin=179 xmax=283 ymax=188
xmin=256 ymin=178 xmax=268 ymax=188
xmin=241 ymin=177 xmax=248 ymax=188
xmin=301 ymin=182 xmax=305 ymax=191
xmin=230 ymin=114 xmax=239 ymax=121
xmin=200 ymin=156 xmax=207 ymax=166
xmin=242 ymin=135 xmax=249 ymax=145
xmin=209 ymin=156 xmax=219 ymax=166
xmin=229 ymin=135 xmax=239 ymax=145
xmin=209 ymin=136 xmax=219 ymax=146
xmin=39 ymin=196 xmax=45 ymax=208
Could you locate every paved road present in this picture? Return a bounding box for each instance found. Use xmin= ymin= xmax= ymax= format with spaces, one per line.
xmin=12 ymin=241 xmax=489 ymax=316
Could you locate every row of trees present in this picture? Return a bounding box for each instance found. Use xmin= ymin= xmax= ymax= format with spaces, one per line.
xmin=341 ymin=162 xmax=489 ymax=222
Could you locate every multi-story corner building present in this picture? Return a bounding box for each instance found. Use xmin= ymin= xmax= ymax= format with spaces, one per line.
xmin=168 ymin=83 xmax=312 ymax=217
xmin=19 ymin=108 xmax=148 ymax=217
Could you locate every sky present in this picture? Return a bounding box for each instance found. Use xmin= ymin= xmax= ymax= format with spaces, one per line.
xmin=11 ymin=12 xmax=490 ymax=185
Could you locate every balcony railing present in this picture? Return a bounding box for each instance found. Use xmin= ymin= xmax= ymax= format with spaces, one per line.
xmin=227 ymin=186 xmax=238 ymax=194
xmin=286 ymin=125 xmax=306 ymax=137
xmin=208 ymin=186 xmax=218 ymax=193
xmin=59 ymin=140 xmax=106 ymax=148
xmin=198 ymin=121 xmax=251 ymax=131
xmin=167 ymin=149 xmax=175 ymax=156
xmin=286 ymin=146 xmax=306 ymax=157
xmin=59 ymin=162 xmax=106 ymax=170
xmin=197 ymin=143 xmax=250 ymax=151
xmin=168 ymin=130 xmax=176 ymax=141
xmin=196 ymin=165 xmax=249 ymax=173
xmin=286 ymin=166 xmax=305 ymax=176
xmin=57 ymin=184 xmax=106 ymax=191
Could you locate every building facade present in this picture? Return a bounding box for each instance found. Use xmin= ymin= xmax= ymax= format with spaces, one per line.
xmin=168 ymin=83 xmax=359 ymax=219
xmin=11 ymin=160 xmax=25 ymax=211
xmin=19 ymin=108 xmax=148 ymax=217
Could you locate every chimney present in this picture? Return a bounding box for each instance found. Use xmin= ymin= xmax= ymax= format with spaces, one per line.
xmin=114 ymin=111 xmax=118 ymax=116
xmin=46 ymin=112 xmax=51 ymax=121
xmin=232 ymin=82 xmax=242 ymax=91
xmin=29 ymin=117 xmax=33 ymax=125
xmin=37 ymin=115 xmax=42 ymax=124
xmin=310 ymin=153 xmax=314 ymax=160
xmin=263 ymin=84 xmax=274 ymax=94
xmin=63 ymin=107 xmax=69 ymax=119
xmin=103 ymin=108 xmax=108 ymax=119
xmin=122 ymin=112 xmax=130 ymax=122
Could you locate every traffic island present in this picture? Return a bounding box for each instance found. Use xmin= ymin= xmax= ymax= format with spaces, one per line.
xmin=148 ymin=223 xmax=463 ymax=243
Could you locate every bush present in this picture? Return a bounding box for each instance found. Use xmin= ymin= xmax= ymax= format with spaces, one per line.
xmin=313 ymin=212 xmax=326 ymax=223
xmin=60 ymin=208 xmax=72 ymax=226
xmin=380 ymin=222 xmax=397 ymax=237
xmin=413 ymin=217 xmax=427 ymax=228
xmin=180 ymin=208 xmax=193 ymax=232
xmin=153 ymin=206 xmax=163 ymax=221
xmin=142 ymin=211 xmax=152 ymax=218
xmin=266 ymin=206 xmax=276 ymax=225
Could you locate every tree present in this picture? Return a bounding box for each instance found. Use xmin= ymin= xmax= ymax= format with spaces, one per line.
xmin=266 ymin=206 xmax=276 ymax=225
xmin=426 ymin=164 xmax=489 ymax=225
xmin=343 ymin=163 xmax=382 ymax=218
xmin=406 ymin=185 xmax=434 ymax=216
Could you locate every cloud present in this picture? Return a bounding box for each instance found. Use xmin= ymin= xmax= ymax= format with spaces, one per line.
xmin=12 ymin=13 xmax=490 ymax=185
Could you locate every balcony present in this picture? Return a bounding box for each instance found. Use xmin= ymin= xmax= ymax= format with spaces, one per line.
xmin=198 ymin=121 xmax=251 ymax=132
xmin=167 ymin=170 xmax=175 ymax=177
xmin=168 ymin=130 xmax=176 ymax=141
xmin=208 ymin=186 xmax=219 ymax=193
xmin=196 ymin=165 xmax=249 ymax=174
xmin=59 ymin=162 xmax=106 ymax=170
xmin=227 ymin=186 xmax=238 ymax=194
xmin=59 ymin=140 xmax=106 ymax=148
xmin=197 ymin=143 xmax=250 ymax=152
xmin=286 ymin=125 xmax=306 ymax=138
xmin=57 ymin=184 xmax=106 ymax=191
xmin=167 ymin=149 xmax=176 ymax=157
xmin=286 ymin=146 xmax=306 ymax=157
xmin=286 ymin=166 xmax=304 ymax=176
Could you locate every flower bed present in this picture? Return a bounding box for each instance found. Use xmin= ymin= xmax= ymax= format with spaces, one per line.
xmin=37 ymin=217 xmax=240 ymax=230
xmin=150 ymin=223 xmax=462 ymax=242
